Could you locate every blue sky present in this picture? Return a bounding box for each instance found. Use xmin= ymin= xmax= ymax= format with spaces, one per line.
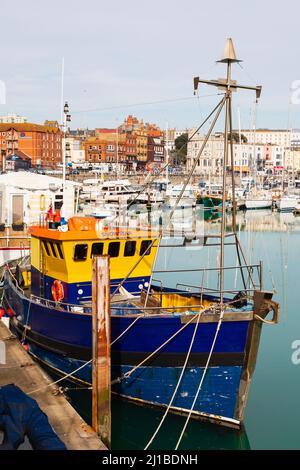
xmin=1 ymin=0 xmax=300 ymax=131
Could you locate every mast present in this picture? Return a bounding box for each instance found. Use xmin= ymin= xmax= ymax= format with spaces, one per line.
xmin=218 ymin=40 xmax=234 ymax=305
xmin=237 ymin=106 xmax=242 ymax=180
xmin=116 ymin=119 xmax=119 ymax=180
xmin=165 ymin=123 xmax=169 ymax=189
xmin=193 ymin=38 xmax=262 ymax=305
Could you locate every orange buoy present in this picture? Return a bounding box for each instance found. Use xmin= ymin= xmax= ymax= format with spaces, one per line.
xmin=51 ymin=280 xmax=64 ymax=302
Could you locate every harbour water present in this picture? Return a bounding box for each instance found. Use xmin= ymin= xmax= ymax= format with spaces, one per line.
xmin=66 ymin=209 xmax=300 ymax=450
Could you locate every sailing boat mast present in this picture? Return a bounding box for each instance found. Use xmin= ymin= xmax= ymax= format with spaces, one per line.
xmin=237 ymin=106 xmax=242 ymax=180
xmin=165 ymin=123 xmax=169 ymax=189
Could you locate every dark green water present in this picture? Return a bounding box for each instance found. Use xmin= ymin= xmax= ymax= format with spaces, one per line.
xmin=68 ymin=210 xmax=300 ymax=450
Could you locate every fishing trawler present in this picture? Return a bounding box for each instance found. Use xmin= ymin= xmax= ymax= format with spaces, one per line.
xmin=3 ymin=39 xmax=279 ymax=429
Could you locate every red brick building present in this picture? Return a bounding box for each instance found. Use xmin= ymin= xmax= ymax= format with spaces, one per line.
xmin=84 ymin=116 xmax=164 ymax=169
xmin=0 ymin=122 xmax=62 ymax=169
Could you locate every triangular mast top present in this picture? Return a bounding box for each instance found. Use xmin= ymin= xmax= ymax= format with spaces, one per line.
xmin=217 ymin=37 xmax=242 ymax=64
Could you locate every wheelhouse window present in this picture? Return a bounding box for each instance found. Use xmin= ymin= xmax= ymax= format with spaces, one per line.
xmin=124 ymin=240 xmax=136 ymax=257
xmin=91 ymin=242 xmax=104 ymax=257
xmin=140 ymin=240 xmax=152 ymax=256
xmin=49 ymin=242 xmax=58 ymax=258
xmin=108 ymin=242 xmax=120 ymax=257
xmin=42 ymin=241 xmax=51 ymax=256
xmin=56 ymin=243 xmax=64 ymax=259
xmin=74 ymin=244 xmax=88 ymax=261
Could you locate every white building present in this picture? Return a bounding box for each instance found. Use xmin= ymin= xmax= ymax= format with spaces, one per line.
xmin=284 ymin=149 xmax=300 ymax=172
xmin=0 ymin=171 xmax=81 ymax=226
xmin=239 ymin=129 xmax=300 ymax=148
xmin=164 ymin=128 xmax=188 ymax=164
xmin=65 ymin=136 xmax=85 ymax=164
xmin=0 ymin=113 xmax=27 ymax=123
xmin=186 ymin=130 xmax=287 ymax=175
xmin=187 ymin=130 xmax=224 ymax=175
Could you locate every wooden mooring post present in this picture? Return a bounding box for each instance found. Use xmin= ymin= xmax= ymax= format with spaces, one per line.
xmin=92 ymin=255 xmax=111 ymax=449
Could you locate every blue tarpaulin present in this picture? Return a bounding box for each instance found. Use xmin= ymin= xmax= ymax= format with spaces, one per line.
xmin=0 ymin=384 xmax=66 ymax=450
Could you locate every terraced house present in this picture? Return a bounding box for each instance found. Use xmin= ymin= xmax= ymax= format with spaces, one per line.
xmin=84 ymin=115 xmax=164 ymax=170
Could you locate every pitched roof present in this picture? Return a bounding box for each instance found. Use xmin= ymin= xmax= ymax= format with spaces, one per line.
xmin=6 ymin=150 xmax=31 ymax=161
xmin=0 ymin=122 xmax=61 ymax=133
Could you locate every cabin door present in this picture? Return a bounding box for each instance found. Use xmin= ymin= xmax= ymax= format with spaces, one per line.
xmin=12 ymin=195 xmax=24 ymax=225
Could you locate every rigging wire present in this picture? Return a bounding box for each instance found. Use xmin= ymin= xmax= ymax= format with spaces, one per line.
xmin=72 ymin=93 xmax=221 ymax=115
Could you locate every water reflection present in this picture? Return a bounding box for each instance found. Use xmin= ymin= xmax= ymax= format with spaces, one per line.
xmin=127 ymin=203 xmax=300 ymax=235
xmin=226 ymin=210 xmax=300 ymax=233
xmin=66 ymin=388 xmax=250 ymax=450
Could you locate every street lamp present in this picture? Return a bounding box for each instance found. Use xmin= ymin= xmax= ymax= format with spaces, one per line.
xmin=62 ymin=101 xmax=71 ymax=195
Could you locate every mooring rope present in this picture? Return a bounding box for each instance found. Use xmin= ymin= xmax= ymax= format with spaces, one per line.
xmin=27 ymin=359 xmax=92 ymax=396
xmin=175 ymin=306 xmax=225 ymax=450
xmin=144 ymin=311 xmax=202 ymax=450
xmin=111 ymin=303 xmax=223 ymax=386
xmin=110 ymin=315 xmax=141 ymax=346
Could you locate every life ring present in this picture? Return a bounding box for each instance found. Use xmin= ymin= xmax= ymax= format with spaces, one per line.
xmin=51 ymin=279 xmax=64 ymax=302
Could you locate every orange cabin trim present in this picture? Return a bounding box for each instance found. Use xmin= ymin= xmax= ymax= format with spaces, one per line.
xmin=29 ymin=217 xmax=159 ymax=241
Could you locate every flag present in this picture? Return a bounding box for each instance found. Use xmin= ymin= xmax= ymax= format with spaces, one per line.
xmin=45 ymin=202 xmax=53 ymax=221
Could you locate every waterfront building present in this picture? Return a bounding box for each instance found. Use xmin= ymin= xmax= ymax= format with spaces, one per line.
xmin=84 ymin=131 xmax=127 ymax=166
xmin=147 ymin=135 xmax=164 ymax=167
xmin=186 ymin=131 xmax=224 ymax=175
xmin=5 ymin=150 xmax=31 ymax=171
xmin=0 ymin=122 xmax=62 ymax=169
xmin=284 ymin=148 xmax=300 ymax=173
xmin=65 ymin=136 xmax=85 ymax=165
xmin=85 ymin=116 xmax=164 ymax=170
xmin=163 ymin=128 xmax=189 ymax=165
xmin=0 ymin=113 xmax=27 ymax=124
xmin=187 ymin=130 xmax=289 ymax=175
xmin=135 ymin=122 xmax=148 ymax=168
xmin=239 ymin=129 xmax=300 ymax=148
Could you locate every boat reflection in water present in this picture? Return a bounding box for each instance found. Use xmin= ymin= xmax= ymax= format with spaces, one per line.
xmin=66 ymin=388 xmax=250 ymax=450
xmin=226 ymin=210 xmax=300 ymax=233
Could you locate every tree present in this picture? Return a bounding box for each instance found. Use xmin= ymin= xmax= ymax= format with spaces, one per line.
xmin=228 ymin=132 xmax=247 ymax=143
xmin=172 ymin=133 xmax=188 ymax=165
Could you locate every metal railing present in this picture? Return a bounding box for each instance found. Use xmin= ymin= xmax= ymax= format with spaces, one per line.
xmin=152 ymin=262 xmax=262 ymax=298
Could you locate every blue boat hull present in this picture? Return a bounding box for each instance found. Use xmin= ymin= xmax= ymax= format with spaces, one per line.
xmin=4 ymin=273 xmax=263 ymax=426
xmin=26 ymin=343 xmax=243 ymax=422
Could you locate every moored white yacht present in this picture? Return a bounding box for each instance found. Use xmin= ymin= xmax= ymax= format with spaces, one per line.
xmin=80 ymin=179 xmax=140 ymax=202
xmin=276 ymin=195 xmax=300 ymax=212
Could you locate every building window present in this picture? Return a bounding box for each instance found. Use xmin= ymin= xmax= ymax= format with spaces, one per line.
xmin=108 ymin=242 xmax=120 ymax=258
xmin=74 ymin=244 xmax=88 ymax=261
xmin=124 ymin=240 xmax=136 ymax=257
